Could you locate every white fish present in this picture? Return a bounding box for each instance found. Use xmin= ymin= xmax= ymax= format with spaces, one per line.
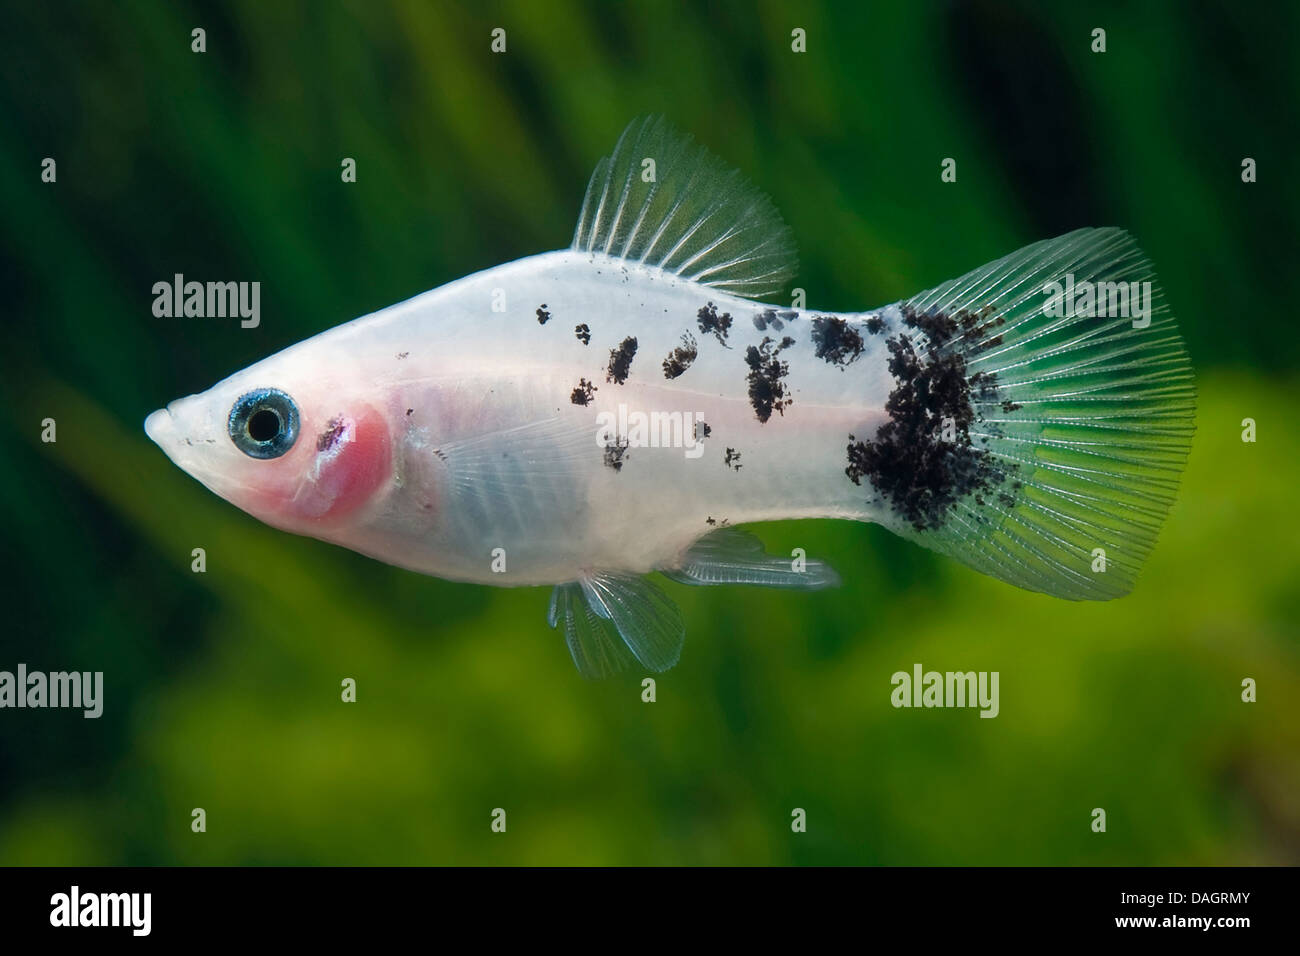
xmin=145 ymin=117 xmax=1196 ymax=678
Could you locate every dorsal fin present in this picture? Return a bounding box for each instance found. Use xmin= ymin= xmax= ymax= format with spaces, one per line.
xmin=572 ymin=116 xmax=798 ymax=299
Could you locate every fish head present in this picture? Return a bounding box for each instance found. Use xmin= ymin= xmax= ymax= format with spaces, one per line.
xmin=145 ymin=351 xmax=394 ymax=537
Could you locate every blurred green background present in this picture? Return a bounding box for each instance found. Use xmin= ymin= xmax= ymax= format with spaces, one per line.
xmin=1 ymin=0 xmax=1297 ymax=865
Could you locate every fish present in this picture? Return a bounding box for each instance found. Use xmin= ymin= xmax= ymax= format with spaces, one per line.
xmin=145 ymin=116 xmax=1196 ymax=679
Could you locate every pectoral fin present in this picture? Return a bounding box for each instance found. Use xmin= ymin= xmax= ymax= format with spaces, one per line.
xmin=548 ymin=572 xmax=685 ymax=679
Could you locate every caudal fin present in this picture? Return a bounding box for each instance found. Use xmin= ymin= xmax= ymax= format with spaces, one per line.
xmin=863 ymin=228 xmax=1195 ymax=600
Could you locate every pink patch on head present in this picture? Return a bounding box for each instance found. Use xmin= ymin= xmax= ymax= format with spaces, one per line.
xmin=289 ymin=408 xmax=392 ymax=523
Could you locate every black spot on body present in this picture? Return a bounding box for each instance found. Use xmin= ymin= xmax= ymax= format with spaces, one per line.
xmin=606 ymin=336 xmax=638 ymax=384
xmin=845 ymin=303 xmax=1017 ymax=531
xmin=396 ymin=351 xmax=409 ymax=359
xmin=662 ymin=332 xmax=698 ymax=379
xmin=695 ymin=421 xmax=711 ymax=440
xmin=696 ymin=303 xmax=733 ymax=346
xmin=603 ymin=437 xmax=629 ymax=471
xmin=724 ymin=447 xmax=742 ymax=471
xmin=405 ymin=408 xmax=414 ymax=417
xmin=811 ymin=315 xmax=866 ymax=367
xmin=864 ymin=315 xmax=885 ymax=334
xmin=753 ymin=309 xmax=784 ymax=332
xmin=536 ymin=305 xmax=551 ymax=325
xmin=575 ymin=323 xmax=591 ymax=345
xmin=744 ymin=335 xmax=796 ymax=423
xmin=570 ymin=378 xmax=597 ymax=405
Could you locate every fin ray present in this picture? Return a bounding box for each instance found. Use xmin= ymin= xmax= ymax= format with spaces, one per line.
xmin=436 ymin=416 xmax=592 ymax=544
xmin=572 ymin=116 xmax=797 ymax=299
xmin=878 ymin=228 xmax=1195 ymax=600
xmin=663 ymin=527 xmax=841 ymax=590
xmin=548 ymin=583 xmax=637 ymax=680
xmin=579 ymin=572 xmax=684 ymax=672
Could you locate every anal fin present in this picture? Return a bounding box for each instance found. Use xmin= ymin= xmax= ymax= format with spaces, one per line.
xmin=663 ymin=527 xmax=841 ymax=590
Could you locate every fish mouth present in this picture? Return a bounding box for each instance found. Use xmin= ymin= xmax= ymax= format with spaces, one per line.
xmin=144 ymin=406 xmax=174 ymax=447
xmin=144 ymin=400 xmax=211 ymax=467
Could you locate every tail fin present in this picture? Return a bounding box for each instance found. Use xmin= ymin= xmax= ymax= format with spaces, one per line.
xmin=870 ymin=228 xmax=1195 ymax=600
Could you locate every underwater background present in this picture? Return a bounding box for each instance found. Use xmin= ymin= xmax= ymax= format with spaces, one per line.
xmin=0 ymin=0 xmax=1296 ymax=865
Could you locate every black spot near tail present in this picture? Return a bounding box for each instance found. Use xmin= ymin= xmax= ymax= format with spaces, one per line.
xmin=662 ymin=332 xmax=699 ymax=379
xmin=902 ymin=302 xmax=1005 ymax=354
xmin=536 ymin=304 xmax=551 ymax=325
xmin=744 ymin=335 xmax=796 ymax=423
xmin=845 ymin=304 xmax=1017 ymax=531
xmin=697 ymin=303 xmax=733 ymax=346
xmin=810 ymin=315 xmax=866 ymax=367
xmin=570 ymin=378 xmax=597 ymax=405
xmin=606 ymin=336 xmax=638 ymax=384
xmin=724 ymin=447 xmax=742 ymax=471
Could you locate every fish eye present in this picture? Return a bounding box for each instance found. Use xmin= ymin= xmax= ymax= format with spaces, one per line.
xmin=228 ymin=388 xmax=299 ymax=459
